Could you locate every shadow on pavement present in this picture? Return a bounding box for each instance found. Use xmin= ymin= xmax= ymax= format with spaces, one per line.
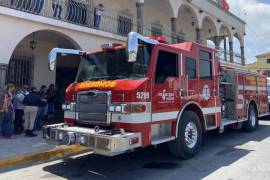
xmin=40 ymin=120 xmax=270 ymax=180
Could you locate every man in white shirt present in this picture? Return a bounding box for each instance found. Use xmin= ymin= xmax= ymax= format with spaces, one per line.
xmin=14 ymin=85 xmax=29 ymax=135
xmin=94 ymin=4 xmax=104 ymax=29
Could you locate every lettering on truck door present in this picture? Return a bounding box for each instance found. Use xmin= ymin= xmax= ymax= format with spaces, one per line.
xmin=151 ymin=48 xmax=181 ymax=124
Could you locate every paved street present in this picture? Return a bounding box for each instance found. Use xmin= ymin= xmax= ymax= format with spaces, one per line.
xmin=1 ymin=118 xmax=270 ymax=180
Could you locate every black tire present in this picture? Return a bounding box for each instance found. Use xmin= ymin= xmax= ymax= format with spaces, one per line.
xmin=242 ymin=105 xmax=258 ymax=132
xmin=168 ymin=110 xmax=202 ymax=159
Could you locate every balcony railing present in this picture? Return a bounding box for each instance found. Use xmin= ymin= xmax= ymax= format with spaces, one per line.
xmin=219 ymin=48 xmax=242 ymax=65
xmin=0 ymin=0 xmax=175 ymax=41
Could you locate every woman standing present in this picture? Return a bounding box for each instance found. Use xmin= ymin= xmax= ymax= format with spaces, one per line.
xmin=0 ymin=84 xmax=15 ymax=139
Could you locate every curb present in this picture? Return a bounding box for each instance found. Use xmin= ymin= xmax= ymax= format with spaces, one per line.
xmin=0 ymin=145 xmax=89 ymax=169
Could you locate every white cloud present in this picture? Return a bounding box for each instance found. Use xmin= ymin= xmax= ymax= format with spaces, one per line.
xmin=228 ymin=0 xmax=270 ymax=63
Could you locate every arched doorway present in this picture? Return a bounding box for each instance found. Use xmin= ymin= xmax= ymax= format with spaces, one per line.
xmin=7 ymin=30 xmax=81 ymax=120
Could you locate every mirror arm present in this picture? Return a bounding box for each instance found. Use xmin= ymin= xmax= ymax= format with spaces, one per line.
xmin=48 ymin=48 xmax=84 ymax=71
xmin=127 ymin=32 xmax=159 ymax=62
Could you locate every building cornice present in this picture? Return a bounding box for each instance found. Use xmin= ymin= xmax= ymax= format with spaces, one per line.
xmin=206 ymin=0 xmax=246 ymax=25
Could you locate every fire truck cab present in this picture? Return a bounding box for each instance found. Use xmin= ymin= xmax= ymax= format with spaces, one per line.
xmin=43 ymin=32 xmax=269 ymax=159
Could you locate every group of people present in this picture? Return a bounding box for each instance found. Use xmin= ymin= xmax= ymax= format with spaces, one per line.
xmin=0 ymin=84 xmax=56 ymax=139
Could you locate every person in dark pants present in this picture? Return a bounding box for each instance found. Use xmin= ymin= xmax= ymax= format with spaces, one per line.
xmin=35 ymin=85 xmax=47 ymax=130
xmin=0 ymin=84 xmax=16 ymax=139
xmin=52 ymin=0 xmax=62 ymax=19
xmin=47 ymin=84 xmax=56 ymax=118
xmin=94 ymin=4 xmax=104 ymax=29
xmin=24 ymin=87 xmax=46 ymax=137
xmin=33 ymin=0 xmax=44 ymax=14
xmin=14 ymin=85 xmax=29 ymax=135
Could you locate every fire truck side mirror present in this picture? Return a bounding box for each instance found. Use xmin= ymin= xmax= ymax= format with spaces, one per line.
xmin=127 ymin=32 xmax=159 ymax=63
xmin=48 ymin=48 xmax=82 ymax=71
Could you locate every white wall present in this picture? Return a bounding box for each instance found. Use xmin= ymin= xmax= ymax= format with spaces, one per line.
xmin=33 ymin=41 xmax=57 ymax=88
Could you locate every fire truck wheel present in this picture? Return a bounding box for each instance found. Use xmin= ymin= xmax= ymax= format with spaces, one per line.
xmin=168 ymin=110 xmax=202 ymax=159
xmin=242 ymin=105 xmax=258 ymax=132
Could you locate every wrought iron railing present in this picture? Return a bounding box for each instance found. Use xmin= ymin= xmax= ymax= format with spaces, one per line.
xmin=218 ymin=48 xmax=242 ymax=64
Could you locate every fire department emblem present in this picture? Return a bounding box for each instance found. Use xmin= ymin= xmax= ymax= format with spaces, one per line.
xmin=202 ymin=85 xmax=210 ymax=101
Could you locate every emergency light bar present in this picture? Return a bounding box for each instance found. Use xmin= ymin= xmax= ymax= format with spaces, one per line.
xmin=101 ymin=43 xmax=123 ymax=49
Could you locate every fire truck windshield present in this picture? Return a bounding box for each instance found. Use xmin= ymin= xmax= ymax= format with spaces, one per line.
xmin=76 ymin=46 xmax=151 ymax=82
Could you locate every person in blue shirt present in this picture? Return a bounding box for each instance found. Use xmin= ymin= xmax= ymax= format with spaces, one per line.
xmin=94 ymin=4 xmax=104 ymax=29
xmin=52 ymin=0 xmax=62 ymax=19
xmin=34 ymin=85 xmax=47 ymax=130
xmin=14 ymin=85 xmax=29 ymax=135
xmin=33 ymin=0 xmax=44 ymax=14
xmin=23 ymin=87 xmax=46 ymax=137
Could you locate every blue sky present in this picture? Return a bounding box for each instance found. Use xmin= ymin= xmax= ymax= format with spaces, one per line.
xmin=228 ymin=0 xmax=270 ymax=63
xmin=257 ymin=0 xmax=268 ymax=3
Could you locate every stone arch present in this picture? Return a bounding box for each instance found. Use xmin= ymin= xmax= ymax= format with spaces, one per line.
xmin=176 ymin=3 xmax=200 ymax=42
xmin=232 ymin=31 xmax=245 ymax=64
xmin=144 ymin=0 xmax=176 ymax=37
xmin=201 ymin=16 xmax=218 ymax=46
xmin=218 ymin=24 xmax=233 ymax=61
xmin=219 ymin=24 xmax=232 ymax=42
xmin=7 ymin=29 xmax=82 ymax=112
xmin=1 ymin=28 xmax=81 ymax=66
xmin=169 ymin=0 xmax=183 ymax=18
xmin=7 ymin=29 xmax=81 ymax=86
xmin=234 ymin=31 xmax=244 ymax=47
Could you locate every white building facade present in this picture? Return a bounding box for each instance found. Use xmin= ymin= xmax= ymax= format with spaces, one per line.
xmin=0 ymin=0 xmax=246 ymax=110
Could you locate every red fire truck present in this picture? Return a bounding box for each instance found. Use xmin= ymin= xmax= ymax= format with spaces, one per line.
xmin=43 ymin=32 xmax=269 ymax=159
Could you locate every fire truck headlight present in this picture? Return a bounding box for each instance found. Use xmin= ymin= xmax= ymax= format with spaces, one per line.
xmin=62 ymin=103 xmax=76 ymax=111
xmin=62 ymin=104 xmax=67 ymax=110
xmin=70 ymin=103 xmax=76 ymax=111
xmin=109 ymin=104 xmax=128 ymax=113
xmin=109 ymin=105 xmax=115 ymax=112
xmin=115 ymin=105 xmax=122 ymax=112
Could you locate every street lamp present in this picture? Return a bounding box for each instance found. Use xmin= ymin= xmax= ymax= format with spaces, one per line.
xmin=30 ymin=33 xmax=37 ymax=50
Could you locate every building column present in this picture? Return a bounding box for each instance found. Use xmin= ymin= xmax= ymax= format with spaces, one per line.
xmin=171 ymin=17 xmax=177 ymax=44
xmin=214 ymin=36 xmax=220 ymax=50
xmin=0 ymin=63 xmax=8 ymax=97
xmin=223 ymin=37 xmax=227 ymax=61
xmin=241 ymin=46 xmax=245 ymax=65
xmin=136 ymin=1 xmax=144 ymax=34
xmin=196 ymin=28 xmax=202 ymax=44
xmin=229 ymin=41 xmax=233 ymax=63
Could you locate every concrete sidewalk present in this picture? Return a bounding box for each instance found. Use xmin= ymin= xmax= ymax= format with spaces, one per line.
xmin=0 ymin=131 xmax=88 ymax=169
xmin=0 ymin=131 xmax=55 ymax=160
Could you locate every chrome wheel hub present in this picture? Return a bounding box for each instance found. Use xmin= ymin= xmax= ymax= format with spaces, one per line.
xmin=184 ymin=122 xmax=198 ymax=149
xmin=250 ymin=110 xmax=256 ymax=127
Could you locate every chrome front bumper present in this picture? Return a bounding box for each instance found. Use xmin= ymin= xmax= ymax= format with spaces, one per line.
xmin=43 ymin=124 xmax=142 ymax=156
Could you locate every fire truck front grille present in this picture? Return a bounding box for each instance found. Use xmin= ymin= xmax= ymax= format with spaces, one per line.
xmin=76 ymin=91 xmax=111 ymax=124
